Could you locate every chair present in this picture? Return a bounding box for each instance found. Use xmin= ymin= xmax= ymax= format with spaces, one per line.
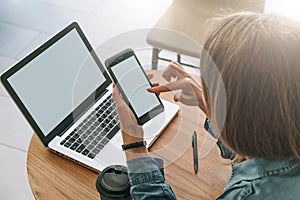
xmin=147 ymin=0 xmax=265 ymax=69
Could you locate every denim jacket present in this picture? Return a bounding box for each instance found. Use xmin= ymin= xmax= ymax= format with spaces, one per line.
xmin=126 ymin=120 xmax=300 ymax=200
xmin=127 ymin=156 xmax=300 ymax=200
xmin=127 ymin=157 xmax=176 ymax=200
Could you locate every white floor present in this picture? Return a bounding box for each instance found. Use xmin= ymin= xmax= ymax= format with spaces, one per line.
xmin=0 ymin=0 xmax=176 ymax=199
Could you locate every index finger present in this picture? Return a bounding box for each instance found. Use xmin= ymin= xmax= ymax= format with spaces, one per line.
xmin=162 ymin=62 xmax=189 ymax=82
xmin=147 ymin=79 xmax=188 ymax=93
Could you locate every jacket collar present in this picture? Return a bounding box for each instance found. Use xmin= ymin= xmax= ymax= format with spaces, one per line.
xmin=225 ymin=157 xmax=300 ymax=190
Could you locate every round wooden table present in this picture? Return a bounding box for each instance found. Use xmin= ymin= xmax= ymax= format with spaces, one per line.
xmin=27 ymin=71 xmax=231 ymax=200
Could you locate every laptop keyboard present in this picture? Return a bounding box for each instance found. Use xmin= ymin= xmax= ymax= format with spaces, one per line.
xmin=60 ymin=94 xmax=120 ymax=159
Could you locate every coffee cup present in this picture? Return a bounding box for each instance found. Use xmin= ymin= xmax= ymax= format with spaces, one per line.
xmin=96 ymin=165 xmax=131 ymax=200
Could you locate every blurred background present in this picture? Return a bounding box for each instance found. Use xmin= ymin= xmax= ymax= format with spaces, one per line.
xmin=0 ymin=0 xmax=299 ymax=199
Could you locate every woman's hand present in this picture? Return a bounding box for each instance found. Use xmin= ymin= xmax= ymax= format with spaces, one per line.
xmin=112 ymin=84 xmax=144 ymax=144
xmin=112 ymin=84 xmax=148 ymax=160
xmin=147 ymin=61 xmax=208 ymax=116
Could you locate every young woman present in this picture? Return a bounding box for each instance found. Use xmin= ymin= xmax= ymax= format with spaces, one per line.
xmin=112 ymin=12 xmax=300 ymax=199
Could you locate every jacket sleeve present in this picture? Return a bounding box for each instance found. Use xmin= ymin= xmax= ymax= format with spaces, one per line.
xmin=126 ymin=156 xmax=177 ymax=200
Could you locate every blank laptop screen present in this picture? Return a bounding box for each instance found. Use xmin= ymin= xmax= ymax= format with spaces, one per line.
xmin=7 ymin=29 xmax=105 ymax=136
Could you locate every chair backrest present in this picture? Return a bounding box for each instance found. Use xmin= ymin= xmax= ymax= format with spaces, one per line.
xmin=154 ymin=0 xmax=265 ymax=45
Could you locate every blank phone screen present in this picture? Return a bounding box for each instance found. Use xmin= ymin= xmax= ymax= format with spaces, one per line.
xmin=111 ymin=56 xmax=161 ymax=118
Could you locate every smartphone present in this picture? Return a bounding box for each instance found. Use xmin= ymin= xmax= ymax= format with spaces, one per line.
xmin=105 ymin=48 xmax=164 ymax=125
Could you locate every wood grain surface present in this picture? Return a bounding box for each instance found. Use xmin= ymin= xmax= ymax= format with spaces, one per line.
xmin=27 ymin=70 xmax=231 ymax=200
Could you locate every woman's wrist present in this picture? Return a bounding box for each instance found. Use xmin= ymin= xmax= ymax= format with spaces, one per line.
xmin=124 ymin=146 xmax=148 ymax=154
xmin=121 ymin=131 xmax=144 ymax=144
xmin=121 ymin=134 xmax=149 ymax=160
xmin=124 ymin=147 xmax=149 ymax=160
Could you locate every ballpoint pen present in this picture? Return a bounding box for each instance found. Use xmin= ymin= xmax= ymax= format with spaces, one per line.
xmin=192 ymin=131 xmax=198 ymax=174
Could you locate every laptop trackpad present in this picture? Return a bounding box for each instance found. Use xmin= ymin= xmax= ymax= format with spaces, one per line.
xmin=94 ymin=125 xmax=160 ymax=168
xmin=95 ymin=131 xmax=127 ymax=167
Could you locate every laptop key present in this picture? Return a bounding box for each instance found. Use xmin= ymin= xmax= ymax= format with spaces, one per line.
xmin=90 ymin=116 xmax=97 ymax=123
xmin=90 ymin=110 xmax=96 ymax=115
xmin=88 ymin=152 xmax=96 ymax=159
xmin=108 ymin=115 xmax=114 ymax=120
xmin=87 ymin=144 xmax=94 ymax=150
xmin=65 ymin=135 xmax=71 ymax=140
xmin=76 ymin=144 xmax=85 ymax=153
xmin=96 ymin=127 xmax=103 ymax=133
xmin=92 ymin=148 xmax=101 ymax=154
xmin=100 ymin=138 xmax=109 ymax=145
xmin=85 ymin=129 xmax=92 ymax=134
xmin=112 ymin=111 xmax=117 ymax=116
xmin=70 ymin=142 xmax=79 ymax=150
xmin=112 ymin=119 xmax=118 ymax=124
xmin=96 ymin=143 xmax=104 ymax=150
xmin=106 ymin=126 xmax=119 ymax=139
xmin=60 ymin=139 xmax=67 ymax=145
xmin=87 ymin=135 xmax=94 ymax=140
xmin=64 ymin=142 xmax=71 ymax=148
xmin=99 ymin=131 xmax=106 ymax=137
xmin=91 ymin=140 xmax=98 ymax=145
xmin=91 ymin=132 xmax=98 ymax=137
xmin=97 ymin=109 xmax=104 ymax=115
xmin=76 ymin=138 xmax=83 ymax=144
xmin=81 ymin=133 xmax=88 ymax=139
xmin=82 ymin=149 xmax=89 ymax=156
xmin=69 ymin=131 xmax=75 ymax=136
xmin=86 ymin=121 xmax=92 ymax=126
xmin=83 ymin=140 xmax=90 ymax=145
xmin=108 ymin=105 xmax=114 ymax=111
xmin=95 ymin=135 xmax=103 ymax=141
xmin=93 ymin=121 xmax=100 ymax=127
xmin=69 ymin=137 xmax=75 ymax=143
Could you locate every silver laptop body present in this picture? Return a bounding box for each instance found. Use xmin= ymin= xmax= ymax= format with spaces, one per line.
xmin=1 ymin=22 xmax=179 ymax=172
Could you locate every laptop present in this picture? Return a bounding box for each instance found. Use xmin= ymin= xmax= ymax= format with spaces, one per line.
xmin=0 ymin=22 xmax=179 ymax=172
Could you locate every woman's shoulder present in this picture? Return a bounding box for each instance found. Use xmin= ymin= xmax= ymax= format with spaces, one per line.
xmin=218 ymin=157 xmax=300 ymax=200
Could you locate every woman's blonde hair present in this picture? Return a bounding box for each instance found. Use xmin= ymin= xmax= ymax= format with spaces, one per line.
xmin=201 ymin=12 xmax=300 ymax=160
